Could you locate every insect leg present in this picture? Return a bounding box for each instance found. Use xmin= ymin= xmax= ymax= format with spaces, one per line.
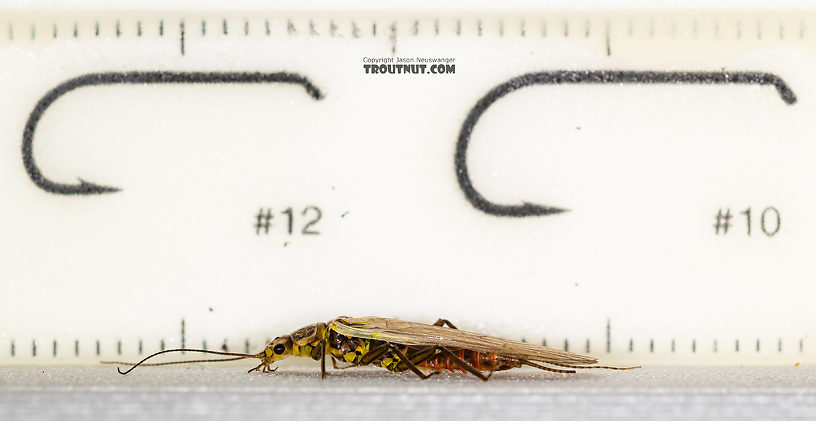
xmin=432 ymin=319 xmax=458 ymax=329
xmin=386 ymin=346 xmax=438 ymax=373
xmin=388 ymin=343 xmax=439 ymax=380
xmin=519 ymin=359 xmax=576 ymax=374
xmin=331 ymin=357 xmax=355 ymax=370
xmin=435 ymin=348 xmax=495 ymax=382
xmin=247 ymin=362 xmax=264 ymax=373
xmin=407 ymin=347 xmax=440 ymax=366
xmin=320 ymin=340 xmax=327 ymax=379
xmin=356 ymin=342 xmax=390 ymax=366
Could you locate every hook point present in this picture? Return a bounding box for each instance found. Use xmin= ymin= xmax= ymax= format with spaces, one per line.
xmin=77 ymin=177 xmax=122 ymax=194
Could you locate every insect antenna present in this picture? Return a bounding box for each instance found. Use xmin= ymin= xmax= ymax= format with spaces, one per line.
xmin=102 ymin=348 xmax=262 ymax=375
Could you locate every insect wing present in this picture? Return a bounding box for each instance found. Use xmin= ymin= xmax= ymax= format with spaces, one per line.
xmin=331 ymin=317 xmax=598 ymax=365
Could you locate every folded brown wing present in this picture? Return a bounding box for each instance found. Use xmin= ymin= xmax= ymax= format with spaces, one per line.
xmin=330 ymin=316 xmax=597 ymax=365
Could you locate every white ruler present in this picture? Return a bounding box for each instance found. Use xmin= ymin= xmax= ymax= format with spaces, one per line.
xmin=0 ymin=10 xmax=813 ymax=366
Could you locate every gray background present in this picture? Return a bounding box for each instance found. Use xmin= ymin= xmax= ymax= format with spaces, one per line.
xmin=2 ymin=366 xmax=814 ymax=420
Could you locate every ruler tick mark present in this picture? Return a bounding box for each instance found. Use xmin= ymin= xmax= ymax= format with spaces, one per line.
xmin=412 ymin=20 xmax=419 ymax=36
xmin=201 ymin=20 xmax=206 ymax=36
xmin=287 ymin=19 xmax=295 ymax=35
xmin=52 ymin=24 xmax=57 ymax=39
xmin=649 ymin=338 xmax=654 ymax=353
xmin=181 ymin=318 xmax=186 ymax=352
xmin=160 ymin=339 xmax=165 ymax=351
xmin=456 ymin=18 xmax=461 ymax=36
xmin=477 ymin=19 xmax=482 ymax=37
xmin=137 ymin=21 xmax=142 ymax=37
xmin=736 ymin=339 xmax=740 ymax=352
xmin=75 ymin=340 xmax=79 ymax=356
xmin=95 ymin=21 xmax=99 ymax=37
xmin=649 ymin=19 xmax=654 ymax=38
xmin=778 ymin=338 xmax=782 ymax=352
xmin=584 ymin=19 xmax=590 ymax=37
xmin=244 ymin=19 xmax=249 ymax=36
xmin=95 ymin=340 xmax=100 ymax=356
xmin=372 ymin=22 xmax=377 ymax=36
xmin=352 ymin=21 xmax=360 ymax=38
xmin=521 ymin=19 xmax=526 ymax=37
xmin=32 ymin=340 xmax=36 ymax=357
xmin=692 ymin=339 xmax=696 ymax=353
xmin=116 ymin=20 xmax=121 ymax=37
xmin=52 ymin=339 xmax=57 ymax=357
xmin=265 ymin=19 xmax=270 ymax=36
xmin=800 ymin=20 xmax=805 ymax=38
xmin=8 ymin=22 xmax=13 ymax=41
xmin=310 ymin=20 xmax=318 ymax=36
xmin=330 ymin=20 xmax=338 ymax=37
xmin=606 ymin=318 xmax=610 ymax=353
xmin=30 ymin=24 xmax=35 ymax=40
xmin=779 ymin=21 xmax=784 ymax=40
xmin=737 ymin=20 xmax=742 ymax=39
xmin=714 ymin=340 xmax=718 ymax=353
xmin=671 ymin=339 xmax=675 ymax=353
xmin=138 ymin=339 xmax=143 ymax=355
xmin=757 ymin=21 xmax=762 ymax=40
xmin=203 ymin=339 xmax=207 ymax=350
xmin=563 ymin=20 xmax=568 ymax=37
xmin=159 ymin=20 xmax=164 ymax=36
xmin=390 ymin=22 xmax=397 ymax=55
xmin=605 ymin=20 xmax=611 ymax=56
xmin=434 ymin=19 xmax=439 ymax=36
xmin=628 ymin=338 xmax=633 ymax=352
xmin=222 ymin=19 xmax=227 ymax=35
xmin=800 ymin=338 xmax=804 ymax=352
xmin=542 ymin=20 xmax=547 ymax=37
xmin=585 ymin=339 xmax=590 ymax=353
xmin=180 ymin=20 xmax=185 ymax=56
xmin=563 ymin=339 xmax=569 ymax=352
xmin=756 ymin=338 xmax=760 ymax=352
xmin=10 ymin=340 xmax=15 ymax=357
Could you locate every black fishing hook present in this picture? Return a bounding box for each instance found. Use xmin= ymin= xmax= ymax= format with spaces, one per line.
xmin=22 ymin=71 xmax=324 ymax=195
xmin=455 ymin=70 xmax=797 ymax=217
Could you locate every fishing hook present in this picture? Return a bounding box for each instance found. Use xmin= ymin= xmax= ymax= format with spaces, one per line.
xmin=22 ymin=71 xmax=324 ymax=195
xmin=455 ymin=70 xmax=797 ymax=217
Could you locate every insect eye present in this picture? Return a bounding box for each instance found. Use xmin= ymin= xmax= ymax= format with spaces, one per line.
xmin=273 ymin=344 xmax=286 ymax=355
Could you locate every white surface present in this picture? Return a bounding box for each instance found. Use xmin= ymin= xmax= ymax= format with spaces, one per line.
xmin=1 ymin=366 xmax=815 ymax=420
xmin=0 ymin=10 xmax=815 ymax=366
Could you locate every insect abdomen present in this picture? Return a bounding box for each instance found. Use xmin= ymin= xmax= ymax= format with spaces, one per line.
xmin=421 ymin=349 xmax=520 ymax=372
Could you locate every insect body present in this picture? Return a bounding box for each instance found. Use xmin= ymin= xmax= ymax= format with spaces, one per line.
xmin=114 ymin=316 xmax=639 ymax=380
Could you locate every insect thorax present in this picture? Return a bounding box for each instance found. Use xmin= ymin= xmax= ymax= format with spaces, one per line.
xmin=326 ymin=328 xmax=382 ymax=365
